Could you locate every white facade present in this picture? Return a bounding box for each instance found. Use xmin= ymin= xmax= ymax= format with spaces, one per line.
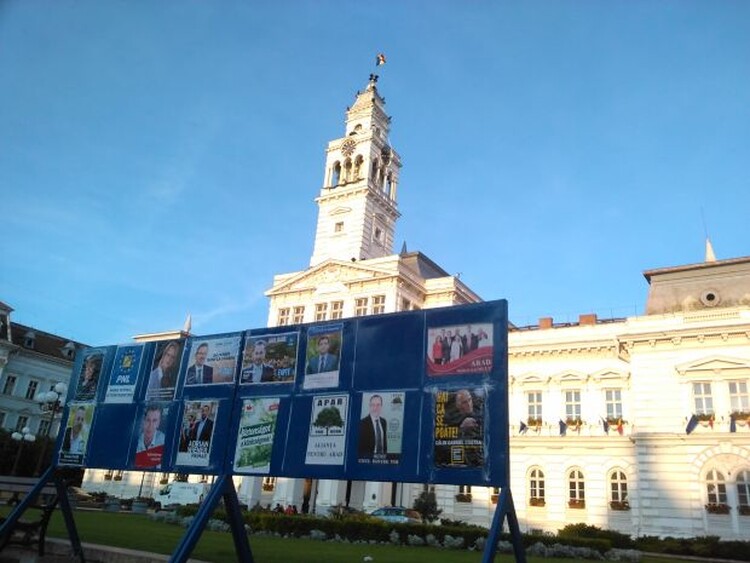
xmin=260 ymin=76 xmax=750 ymax=540
xmin=0 ymin=301 xmax=82 ymax=440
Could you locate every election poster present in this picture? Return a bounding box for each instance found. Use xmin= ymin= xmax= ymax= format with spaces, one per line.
xmin=58 ymin=403 xmax=95 ymax=466
xmin=132 ymin=402 xmax=171 ymax=469
xmin=233 ymin=397 xmax=280 ymax=474
xmin=426 ymin=323 xmax=493 ymax=376
xmin=176 ymin=400 xmax=218 ymax=467
xmin=357 ymin=391 xmax=405 ymax=465
xmin=104 ymin=344 xmax=145 ymax=403
xmin=184 ymin=335 xmax=241 ymax=386
xmin=303 ymin=325 xmax=343 ymax=390
xmin=434 ymin=387 xmax=485 ymax=468
xmin=74 ymin=350 xmax=104 ymax=402
xmin=239 ymin=332 xmax=299 ymax=385
xmin=145 ymin=340 xmax=184 ymax=401
xmin=305 ymin=394 xmax=348 ymax=465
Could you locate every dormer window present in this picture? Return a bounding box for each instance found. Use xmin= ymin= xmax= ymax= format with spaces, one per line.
xmin=61 ymin=342 xmax=76 ymax=360
xmin=23 ymin=331 xmax=35 ymax=349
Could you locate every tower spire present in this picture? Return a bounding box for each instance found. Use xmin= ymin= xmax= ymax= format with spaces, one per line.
xmin=705 ymin=238 xmax=717 ymax=262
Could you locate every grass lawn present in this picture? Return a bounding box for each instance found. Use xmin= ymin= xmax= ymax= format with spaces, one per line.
xmin=2 ymin=507 xmax=697 ymax=563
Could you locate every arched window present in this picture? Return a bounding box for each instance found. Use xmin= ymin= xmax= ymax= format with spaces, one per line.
xmin=370 ymin=158 xmax=379 ymax=182
xmin=385 ymin=173 xmax=393 ymax=197
xmin=331 ymin=162 xmax=341 ymax=187
xmin=353 ymin=155 xmax=363 ymax=180
xmin=343 ymin=158 xmax=352 ymax=183
xmin=529 ymin=468 xmax=545 ymax=506
xmin=609 ymin=470 xmax=629 ymax=510
xmin=706 ymin=469 xmax=727 ymax=505
xmin=568 ymin=469 xmax=585 ymax=508
xmin=737 ymin=469 xmax=750 ymax=512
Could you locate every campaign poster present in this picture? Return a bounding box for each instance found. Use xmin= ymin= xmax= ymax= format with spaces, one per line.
xmin=104 ymin=344 xmax=145 ymax=403
xmin=176 ymin=400 xmax=218 ymax=467
xmin=74 ymin=350 xmax=105 ymax=402
xmin=132 ymin=402 xmax=171 ymax=469
xmin=303 ymin=325 xmax=343 ymax=390
xmin=184 ymin=335 xmax=241 ymax=386
xmin=426 ymin=323 xmax=493 ymax=376
xmin=239 ymin=332 xmax=299 ymax=385
xmin=305 ymin=394 xmax=348 ymax=465
xmin=357 ymin=391 xmax=405 ymax=465
xmin=145 ymin=340 xmax=184 ymax=401
xmin=434 ymin=387 xmax=485 ymax=468
xmin=58 ymin=403 xmax=95 ymax=466
xmin=233 ymin=397 xmax=281 ymax=474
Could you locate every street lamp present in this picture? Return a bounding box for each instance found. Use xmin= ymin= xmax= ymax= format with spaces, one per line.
xmin=11 ymin=426 xmax=37 ymax=476
xmin=33 ymin=382 xmax=68 ymax=476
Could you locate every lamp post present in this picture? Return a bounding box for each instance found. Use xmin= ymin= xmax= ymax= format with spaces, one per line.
xmin=11 ymin=426 xmax=36 ymax=476
xmin=33 ymin=382 xmax=68 ymax=476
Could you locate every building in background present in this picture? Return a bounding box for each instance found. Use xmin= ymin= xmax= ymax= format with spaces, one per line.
xmin=0 ymin=300 xmax=85 ymax=438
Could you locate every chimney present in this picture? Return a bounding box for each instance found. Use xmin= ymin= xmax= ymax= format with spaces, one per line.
xmin=579 ymin=313 xmax=597 ymax=326
xmin=539 ymin=317 xmax=553 ymax=329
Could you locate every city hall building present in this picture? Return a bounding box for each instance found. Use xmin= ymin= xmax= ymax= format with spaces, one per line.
xmin=84 ymin=76 xmax=750 ymax=540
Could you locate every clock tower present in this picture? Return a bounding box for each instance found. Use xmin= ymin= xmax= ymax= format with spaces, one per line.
xmin=309 ymin=74 xmax=402 ymax=267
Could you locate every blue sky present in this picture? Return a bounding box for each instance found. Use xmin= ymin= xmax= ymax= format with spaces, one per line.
xmin=1 ymin=1 xmax=748 ymax=345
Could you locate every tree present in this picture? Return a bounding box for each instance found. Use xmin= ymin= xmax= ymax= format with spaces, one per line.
xmin=313 ymin=407 xmax=343 ymax=431
xmin=413 ymin=489 xmax=442 ymax=524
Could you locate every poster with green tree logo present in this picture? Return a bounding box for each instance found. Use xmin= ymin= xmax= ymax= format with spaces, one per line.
xmin=233 ymin=398 xmax=280 ymax=473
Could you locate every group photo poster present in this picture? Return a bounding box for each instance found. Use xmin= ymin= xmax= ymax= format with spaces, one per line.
xmin=433 ymin=387 xmax=485 ymax=468
xmin=104 ymin=344 xmax=145 ymax=403
xmin=233 ymin=397 xmax=281 ymax=474
xmin=426 ymin=323 xmax=493 ymax=376
xmin=145 ymin=339 xmax=185 ymax=401
xmin=303 ymin=325 xmax=343 ymax=390
xmin=239 ymin=332 xmax=299 ymax=385
xmin=176 ymin=400 xmax=218 ymax=467
xmin=132 ymin=402 xmax=171 ymax=469
xmin=58 ymin=402 xmax=96 ymax=466
xmin=184 ymin=335 xmax=241 ymax=386
xmin=357 ymin=391 xmax=405 ymax=465
xmin=305 ymin=394 xmax=348 ymax=465
xmin=73 ymin=350 xmax=105 ymax=402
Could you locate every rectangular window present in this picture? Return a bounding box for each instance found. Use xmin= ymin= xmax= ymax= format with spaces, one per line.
xmin=456 ymin=485 xmax=472 ymax=502
xmin=693 ymin=382 xmax=714 ymax=414
xmin=330 ymin=301 xmax=343 ymax=320
xmin=371 ymin=295 xmax=386 ymax=315
xmin=401 ymin=298 xmax=410 ymax=311
xmin=38 ymin=418 xmax=51 ymax=436
xmin=354 ymin=298 xmax=368 ymax=317
xmin=2 ymin=375 xmax=16 ymax=395
xmin=605 ymin=389 xmax=623 ymax=419
xmin=15 ymin=415 xmax=29 ymax=432
xmin=0 ymin=411 xmax=6 ymax=429
xmin=564 ymin=389 xmax=581 ymax=420
xmin=729 ymin=381 xmax=749 ymax=413
xmin=262 ymin=476 xmax=277 ymax=491
xmin=334 ymin=221 xmax=344 ymax=233
xmin=314 ymin=303 xmax=328 ymax=322
xmin=25 ymin=380 xmax=39 ymax=400
xmin=527 ymin=391 xmax=542 ymax=421
xmin=292 ymin=306 xmax=305 ymax=324
xmin=277 ymin=308 xmax=290 ymax=326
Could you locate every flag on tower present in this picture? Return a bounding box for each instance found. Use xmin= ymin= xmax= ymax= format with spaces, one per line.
xmin=685 ymin=414 xmax=699 ymax=435
xmin=519 ymin=421 xmax=528 ymax=435
xmin=559 ymin=419 xmax=567 ymax=436
xmin=376 ymin=53 xmax=386 ymax=66
xmin=602 ymin=418 xmax=610 ymax=434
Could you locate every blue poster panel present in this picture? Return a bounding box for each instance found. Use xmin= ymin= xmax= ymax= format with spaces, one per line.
xmin=57 ymin=300 xmax=509 ymax=487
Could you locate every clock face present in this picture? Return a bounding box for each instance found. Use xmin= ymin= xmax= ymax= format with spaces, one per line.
xmin=341 ymin=139 xmax=356 ymax=157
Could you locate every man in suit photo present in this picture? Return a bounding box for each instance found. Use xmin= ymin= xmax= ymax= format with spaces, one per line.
xmin=240 ymin=339 xmax=276 ymax=383
xmin=358 ymin=394 xmax=387 ymax=458
xmin=190 ymin=403 xmax=215 ymax=442
xmin=186 ymin=342 xmax=214 ymax=385
xmin=306 ymin=335 xmax=339 ymax=374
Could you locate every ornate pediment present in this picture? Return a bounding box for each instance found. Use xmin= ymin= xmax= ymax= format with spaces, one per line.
xmin=675 ymin=355 xmax=750 ymax=377
xmin=266 ymin=260 xmax=394 ymax=296
xmin=512 ymin=372 xmax=549 ymax=387
xmin=550 ymin=370 xmax=588 ymax=385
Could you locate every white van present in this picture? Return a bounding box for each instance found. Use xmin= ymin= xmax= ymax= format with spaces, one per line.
xmin=154 ymin=482 xmax=208 ymax=509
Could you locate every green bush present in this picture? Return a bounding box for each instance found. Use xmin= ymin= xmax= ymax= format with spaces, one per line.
xmin=558 ymin=522 xmax=633 ymax=549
